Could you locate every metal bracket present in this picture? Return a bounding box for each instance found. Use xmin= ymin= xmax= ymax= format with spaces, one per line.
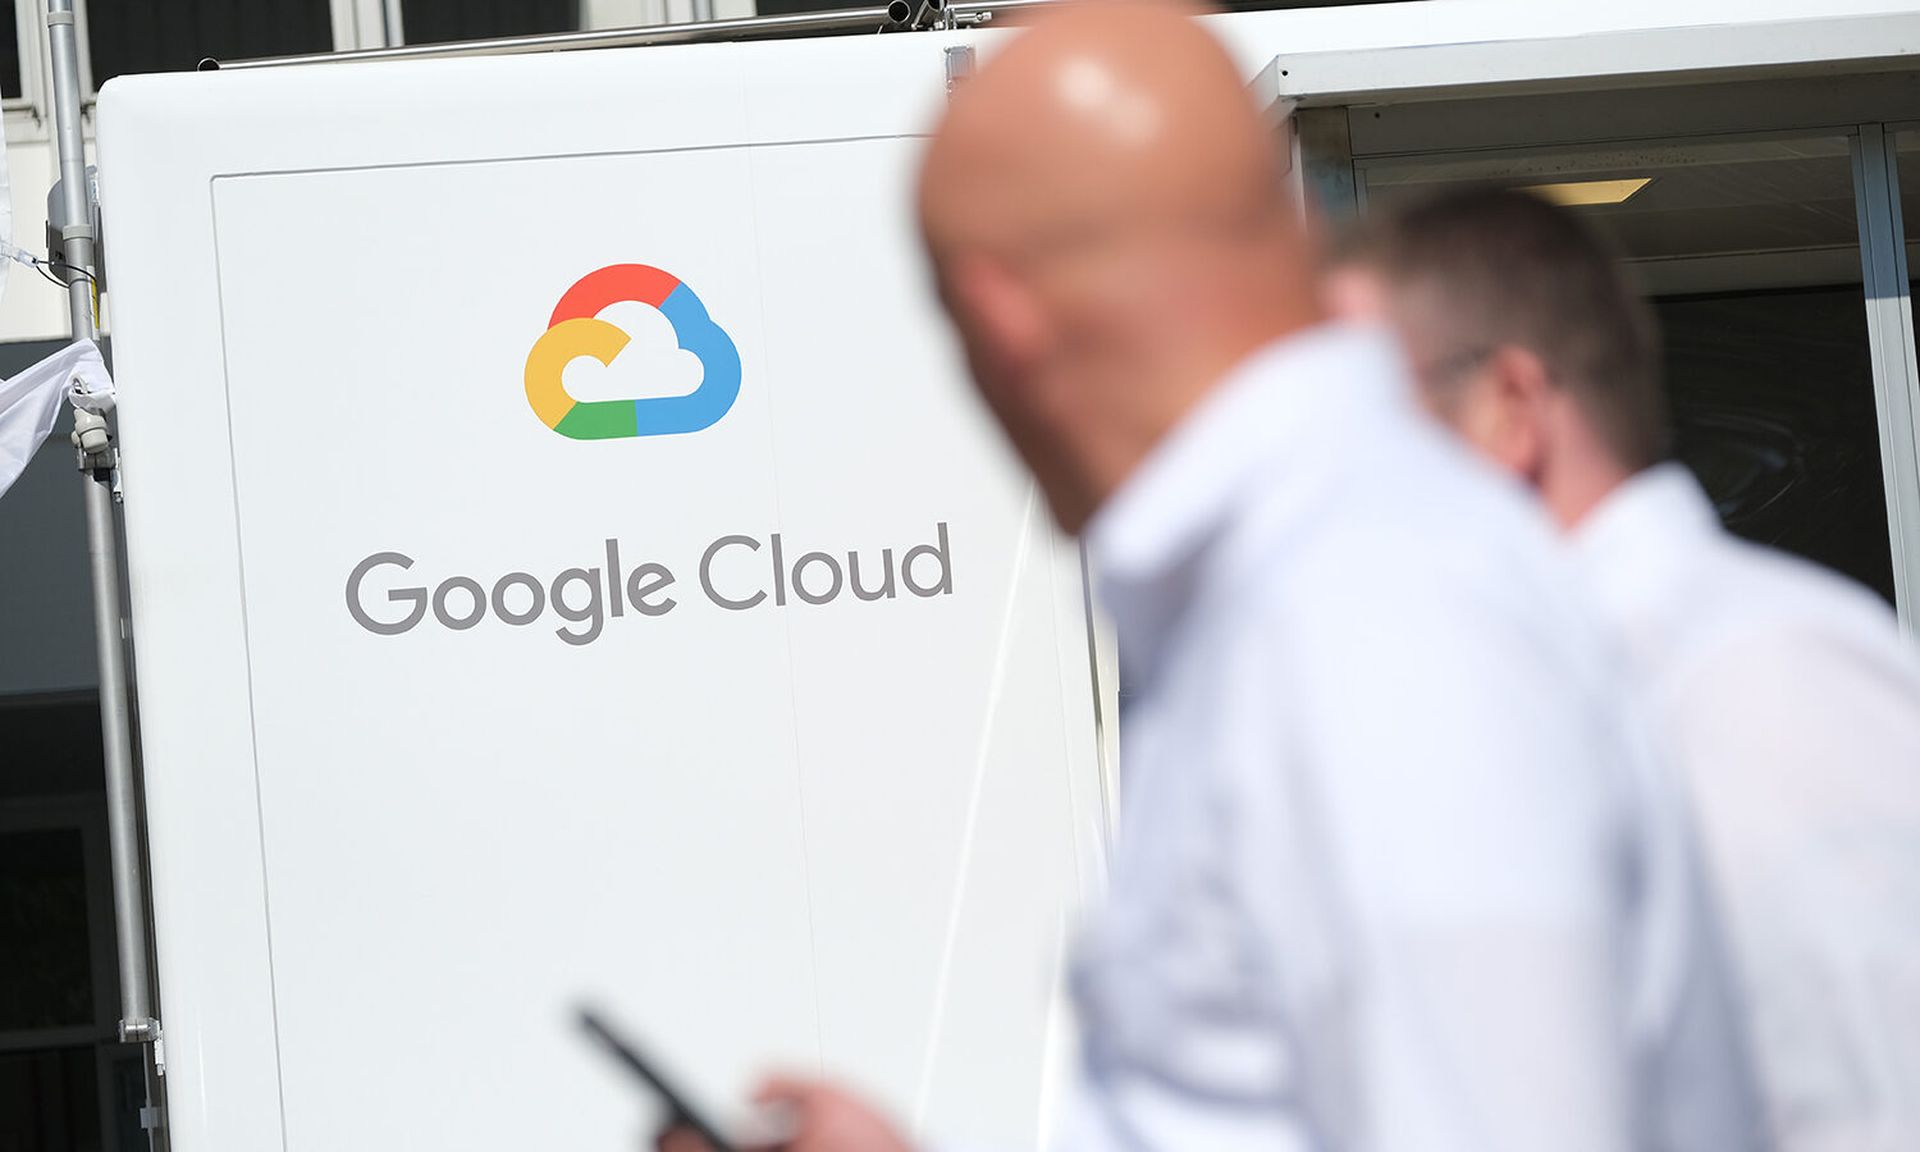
xmin=46 ymin=165 xmax=105 ymax=293
xmin=71 ymin=406 xmax=113 ymax=466
xmin=122 ymin=1015 xmax=166 ymax=1081
xmin=945 ymin=45 xmax=975 ymax=95
xmin=907 ymin=0 xmax=946 ymax=31
xmin=1292 ymin=106 xmax=1358 ymax=220
xmin=120 ymin=1016 xmax=161 ymax=1044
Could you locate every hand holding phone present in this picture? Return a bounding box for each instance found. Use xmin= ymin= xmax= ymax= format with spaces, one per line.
xmin=576 ymin=1006 xmax=738 ymax=1152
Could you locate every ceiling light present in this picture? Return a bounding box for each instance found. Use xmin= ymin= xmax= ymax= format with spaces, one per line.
xmin=1522 ymin=177 xmax=1652 ymax=207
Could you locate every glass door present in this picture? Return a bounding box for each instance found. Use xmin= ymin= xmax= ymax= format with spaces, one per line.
xmin=1345 ymin=130 xmax=1920 ymax=619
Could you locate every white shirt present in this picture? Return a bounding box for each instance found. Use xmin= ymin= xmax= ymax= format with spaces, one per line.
xmin=1062 ymin=326 xmax=1762 ymax=1152
xmin=1576 ymin=463 xmax=1920 ymax=1152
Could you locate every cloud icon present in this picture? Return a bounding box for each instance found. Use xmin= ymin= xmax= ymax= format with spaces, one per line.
xmin=562 ymin=301 xmax=705 ymax=402
xmin=524 ymin=264 xmax=742 ymax=440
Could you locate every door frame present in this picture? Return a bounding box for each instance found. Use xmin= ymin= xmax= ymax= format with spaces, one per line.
xmin=1290 ymin=73 xmax=1920 ymax=632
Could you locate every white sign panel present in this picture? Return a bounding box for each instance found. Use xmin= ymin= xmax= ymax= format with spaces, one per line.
xmin=100 ymin=39 xmax=1106 ymax=1152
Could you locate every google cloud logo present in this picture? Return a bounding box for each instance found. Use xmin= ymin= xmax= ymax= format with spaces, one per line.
xmin=524 ymin=264 xmax=742 ymax=439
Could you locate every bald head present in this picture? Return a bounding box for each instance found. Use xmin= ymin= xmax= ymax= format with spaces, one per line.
xmin=922 ymin=2 xmax=1285 ymax=262
xmin=918 ymin=2 xmax=1321 ymax=532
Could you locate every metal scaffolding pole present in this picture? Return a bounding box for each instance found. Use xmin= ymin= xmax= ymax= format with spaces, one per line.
xmin=210 ymin=0 xmax=1056 ymax=69
xmin=46 ymin=0 xmax=159 ymax=1059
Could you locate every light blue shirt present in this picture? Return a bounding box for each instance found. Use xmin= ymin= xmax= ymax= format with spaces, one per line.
xmin=1066 ymin=325 xmax=1763 ymax=1152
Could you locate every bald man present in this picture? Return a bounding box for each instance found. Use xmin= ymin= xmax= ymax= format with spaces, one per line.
xmin=665 ymin=6 xmax=1759 ymax=1152
xmin=1334 ymin=186 xmax=1920 ymax=1152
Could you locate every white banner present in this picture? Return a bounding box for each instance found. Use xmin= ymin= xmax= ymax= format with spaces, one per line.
xmin=0 ymin=338 xmax=109 ymax=500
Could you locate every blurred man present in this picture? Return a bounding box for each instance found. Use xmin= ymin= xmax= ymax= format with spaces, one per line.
xmin=667 ymin=7 xmax=1760 ymax=1151
xmin=1334 ymin=185 xmax=1920 ymax=1152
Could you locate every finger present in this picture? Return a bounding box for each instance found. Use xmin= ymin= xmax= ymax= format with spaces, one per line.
xmin=751 ymin=1074 xmax=821 ymax=1107
xmin=655 ymin=1123 xmax=714 ymax=1152
xmin=736 ymin=1097 xmax=801 ymax=1151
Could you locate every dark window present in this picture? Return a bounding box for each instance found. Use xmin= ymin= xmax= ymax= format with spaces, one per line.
xmin=400 ymin=0 xmax=581 ymax=46
xmin=87 ymin=0 xmax=333 ymax=84
xmin=0 ymin=828 xmax=93 ymax=1031
xmin=1660 ymin=287 xmax=1896 ymax=604
xmin=0 ymin=691 xmax=144 ymax=1150
xmin=0 ymin=1047 xmax=104 ymax=1151
xmin=0 ymin=3 xmax=21 ymax=100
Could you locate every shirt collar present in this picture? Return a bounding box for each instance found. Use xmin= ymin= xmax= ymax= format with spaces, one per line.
xmin=1572 ymin=461 xmax=1720 ymax=613
xmin=1088 ymin=323 xmax=1407 ymax=581
xmin=1085 ymin=322 xmax=1412 ymax=676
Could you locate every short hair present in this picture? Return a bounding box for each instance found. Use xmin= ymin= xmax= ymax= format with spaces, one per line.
xmin=1342 ymin=186 xmax=1669 ymax=470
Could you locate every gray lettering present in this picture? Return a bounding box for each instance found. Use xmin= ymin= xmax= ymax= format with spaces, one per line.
xmin=848 ymin=549 xmax=896 ymax=601
xmin=606 ymin=538 xmax=626 ymax=618
xmin=625 ymin=562 xmax=678 ymax=617
xmin=491 ymin=572 xmax=545 ymax=626
xmin=701 ymin=535 xmax=766 ymax=610
xmin=793 ymin=551 xmax=844 ymax=605
xmin=902 ymin=522 xmax=953 ymax=598
xmin=431 ymin=576 xmax=486 ymax=630
xmin=551 ymin=568 xmax=604 ymax=646
xmin=347 ymin=552 xmax=428 ymax=635
xmin=770 ymin=532 xmax=788 ymax=607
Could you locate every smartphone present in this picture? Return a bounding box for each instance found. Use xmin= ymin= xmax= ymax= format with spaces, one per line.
xmin=576 ymin=1006 xmax=738 ymax=1152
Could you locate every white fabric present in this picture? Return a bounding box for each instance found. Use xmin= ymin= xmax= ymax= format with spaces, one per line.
xmin=1575 ymin=463 xmax=1920 ymax=1152
xmin=1064 ymin=325 xmax=1762 ymax=1152
xmin=0 ymin=339 xmax=109 ymax=501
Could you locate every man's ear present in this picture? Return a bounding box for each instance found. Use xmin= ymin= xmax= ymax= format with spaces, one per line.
xmin=946 ymin=256 xmax=1049 ymax=380
xmin=1468 ymin=345 xmax=1553 ymax=484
